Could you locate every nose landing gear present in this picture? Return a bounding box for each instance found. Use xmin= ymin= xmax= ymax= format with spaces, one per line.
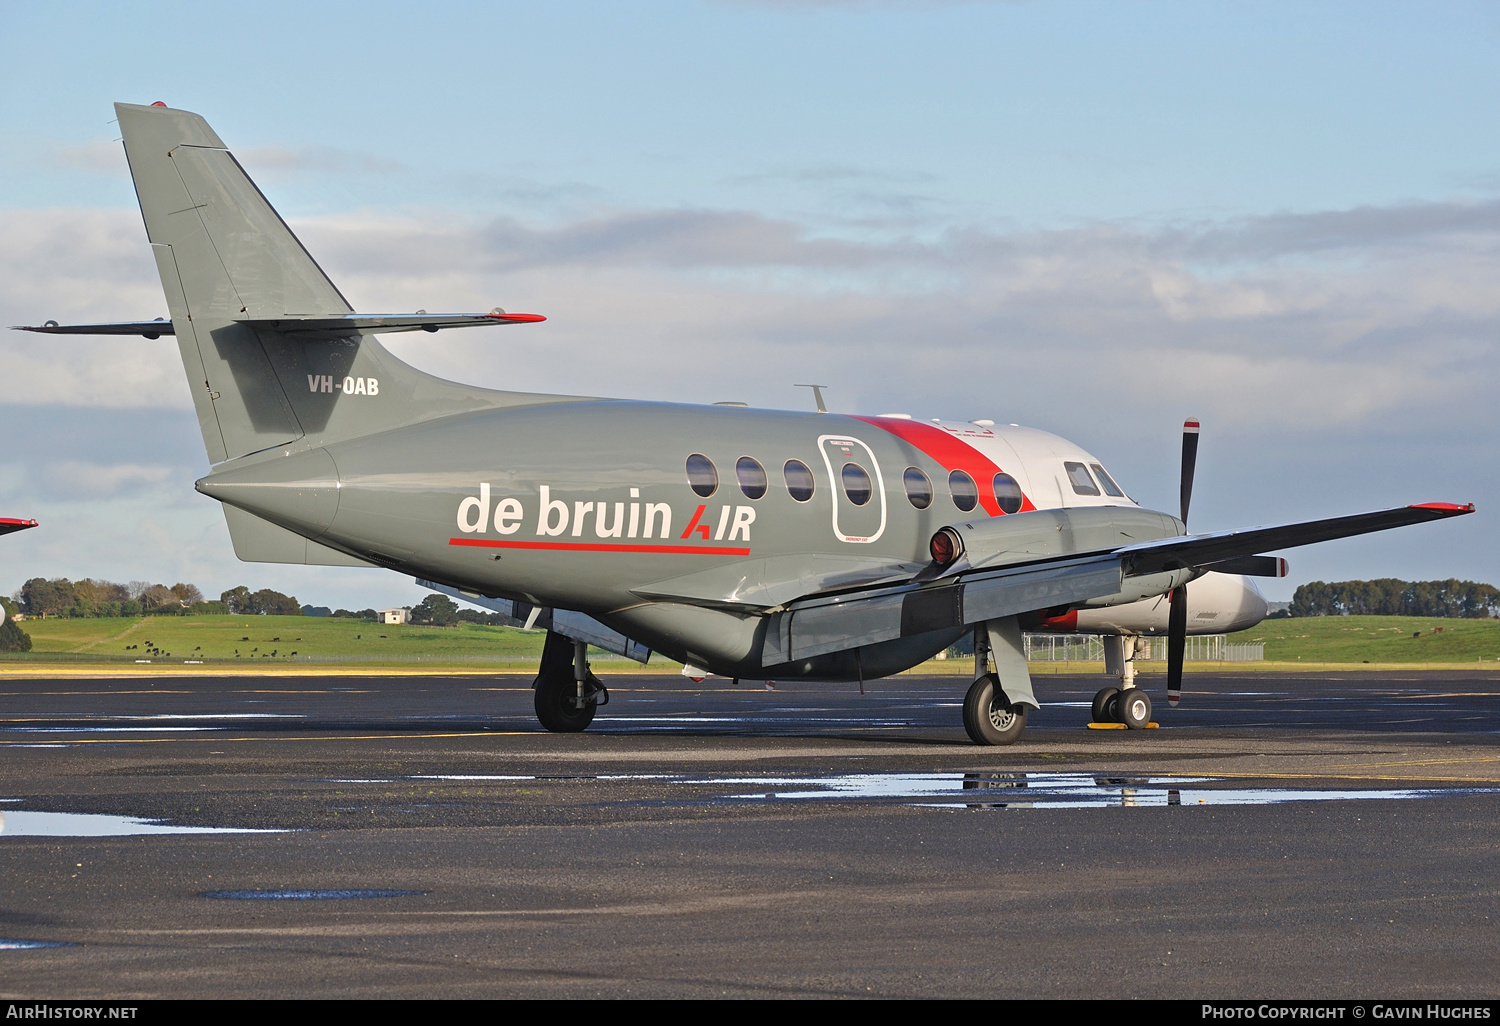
xmin=1091 ymin=683 xmax=1153 ymax=729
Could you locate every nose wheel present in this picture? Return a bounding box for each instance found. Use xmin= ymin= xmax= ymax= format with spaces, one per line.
xmin=1091 ymin=685 xmax=1152 ymax=729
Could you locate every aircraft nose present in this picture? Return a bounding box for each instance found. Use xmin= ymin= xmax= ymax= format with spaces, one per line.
xmin=1225 ymin=574 xmax=1269 ymax=631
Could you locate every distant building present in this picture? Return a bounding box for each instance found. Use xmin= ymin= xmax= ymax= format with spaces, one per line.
xmin=377 ymin=608 xmax=409 ymax=625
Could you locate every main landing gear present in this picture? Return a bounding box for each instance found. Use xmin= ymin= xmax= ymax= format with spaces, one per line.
xmin=533 ymin=630 xmax=608 ymax=733
xmin=962 ymin=616 xmax=1039 ymax=746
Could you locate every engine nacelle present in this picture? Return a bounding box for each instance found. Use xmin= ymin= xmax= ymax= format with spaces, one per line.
xmin=929 ymin=506 xmax=1184 ymax=572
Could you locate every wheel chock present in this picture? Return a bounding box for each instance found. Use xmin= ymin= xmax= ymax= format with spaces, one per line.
xmin=1086 ymin=721 xmax=1160 ymax=730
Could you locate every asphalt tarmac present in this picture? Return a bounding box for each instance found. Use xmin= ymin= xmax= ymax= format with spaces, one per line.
xmin=1 ymin=668 xmax=1498 ymax=999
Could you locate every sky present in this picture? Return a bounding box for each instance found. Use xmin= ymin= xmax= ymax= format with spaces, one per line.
xmin=0 ymin=0 xmax=1497 ymax=611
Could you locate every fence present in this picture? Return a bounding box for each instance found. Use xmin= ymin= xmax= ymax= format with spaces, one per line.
xmin=1021 ymin=634 xmax=1263 ymax=663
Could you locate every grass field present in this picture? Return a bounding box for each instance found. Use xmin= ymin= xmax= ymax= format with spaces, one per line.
xmin=4 ymin=612 xmax=1499 ymax=674
xmin=1236 ymin=615 xmax=1500 ymax=664
xmin=6 ymin=614 xmax=553 ymax=666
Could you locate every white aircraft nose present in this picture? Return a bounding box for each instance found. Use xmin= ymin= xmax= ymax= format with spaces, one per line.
xmin=1219 ymin=574 xmax=1269 ymax=632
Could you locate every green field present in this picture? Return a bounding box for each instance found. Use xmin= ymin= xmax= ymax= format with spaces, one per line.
xmin=1236 ymin=615 xmax=1500 ymax=664
xmin=7 ymin=614 xmax=553 ymax=666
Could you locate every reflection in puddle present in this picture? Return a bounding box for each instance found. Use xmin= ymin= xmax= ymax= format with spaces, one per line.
xmin=292 ymin=771 xmax=1500 ymax=811
xmin=202 ymin=889 xmax=425 ymax=900
xmin=0 ymin=938 xmax=77 ymax=950
xmin=698 ymin=772 xmax=1499 ymax=808
xmin=0 ymin=810 xmax=284 ymax=837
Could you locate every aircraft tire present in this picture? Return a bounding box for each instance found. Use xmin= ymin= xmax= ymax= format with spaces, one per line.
xmin=1091 ymin=687 xmax=1120 ymax=724
xmin=962 ymin=674 xmax=1027 ymax=746
xmin=534 ymin=671 xmax=597 ymax=733
xmin=1118 ymin=687 xmax=1152 ymax=729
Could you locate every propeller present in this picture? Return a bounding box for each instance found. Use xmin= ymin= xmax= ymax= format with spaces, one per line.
xmin=1167 ymin=418 xmax=1199 ymax=707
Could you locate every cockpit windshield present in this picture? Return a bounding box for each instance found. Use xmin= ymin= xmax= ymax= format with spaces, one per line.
xmin=1089 ymin=463 xmax=1125 ymax=498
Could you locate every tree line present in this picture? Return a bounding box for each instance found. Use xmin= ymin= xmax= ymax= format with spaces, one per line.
xmin=13 ymin=578 xmax=315 ymax=620
xmin=1289 ymin=579 xmax=1500 ymax=618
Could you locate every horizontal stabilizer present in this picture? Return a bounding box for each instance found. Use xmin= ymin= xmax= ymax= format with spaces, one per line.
xmin=13 ymin=311 xmax=543 ymax=341
xmin=13 ymin=320 xmax=173 ymax=338
xmin=238 ymin=311 xmax=545 ymax=339
xmin=1116 ymin=502 xmax=1474 ymax=576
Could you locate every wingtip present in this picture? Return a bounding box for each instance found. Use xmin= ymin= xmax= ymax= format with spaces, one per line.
xmin=1411 ymin=502 xmax=1476 ymax=514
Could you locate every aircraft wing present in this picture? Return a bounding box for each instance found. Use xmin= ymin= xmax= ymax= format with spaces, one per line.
xmin=761 ymin=501 xmax=1474 ymax=663
xmin=1113 ymin=502 xmax=1474 ymax=575
xmin=0 ymin=518 xmax=38 ymax=537
xmin=13 ymin=312 xmax=543 ymax=342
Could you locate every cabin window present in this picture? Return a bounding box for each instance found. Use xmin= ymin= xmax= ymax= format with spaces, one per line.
xmin=1090 ymin=463 xmax=1125 ymax=498
xmin=992 ymin=473 xmax=1024 ymax=514
xmin=783 ymin=459 xmax=815 ymax=502
xmin=1064 ymin=461 xmax=1100 ymax=496
xmin=903 ymin=467 xmax=933 ymax=509
xmin=686 ymin=453 xmax=718 ymax=498
xmin=736 ymin=456 xmax=767 ymax=500
xmin=842 ymin=463 xmax=873 ymax=506
xmin=948 ymin=470 xmax=978 ymax=512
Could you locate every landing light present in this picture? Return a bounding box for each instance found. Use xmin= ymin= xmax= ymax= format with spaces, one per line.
xmin=930 ymin=527 xmax=963 ymax=566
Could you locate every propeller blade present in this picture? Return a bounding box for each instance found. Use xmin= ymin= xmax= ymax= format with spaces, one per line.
xmin=1167 ymin=585 xmax=1187 ymax=707
xmin=1180 ymin=417 xmax=1200 ymax=526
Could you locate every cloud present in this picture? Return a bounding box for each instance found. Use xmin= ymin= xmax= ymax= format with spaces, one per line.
xmin=0 ymin=191 xmax=1494 ymax=598
xmin=38 ymin=461 xmax=175 ymax=500
xmin=5 ymin=197 xmax=1498 ymax=438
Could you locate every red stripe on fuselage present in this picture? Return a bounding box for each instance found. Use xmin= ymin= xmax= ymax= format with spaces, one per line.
xmin=450 ymin=538 xmax=751 ymax=556
xmin=851 ymin=417 xmax=1036 ymax=517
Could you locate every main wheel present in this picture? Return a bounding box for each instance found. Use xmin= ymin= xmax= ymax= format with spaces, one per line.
xmin=534 ymin=670 xmax=598 ymax=733
xmin=1117 ymin=687 xmax=1152 ymax=729
xmin=1092 ymin=686 xmax=1120 ymax=724
xmin=962 ymin=674 xmax=1028 ymax=746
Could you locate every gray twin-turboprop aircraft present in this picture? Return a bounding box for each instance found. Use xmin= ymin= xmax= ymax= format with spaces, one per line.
xmin=18 ymin=103 xmax=1475 ymax=744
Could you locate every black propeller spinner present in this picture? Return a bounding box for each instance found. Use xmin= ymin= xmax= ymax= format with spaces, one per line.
xmin=1166 ymin=418 xmax=1199 ymax=707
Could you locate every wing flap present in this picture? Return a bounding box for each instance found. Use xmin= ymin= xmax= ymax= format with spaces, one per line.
xmin=766 ymin=555 xmax=1122 ymax=663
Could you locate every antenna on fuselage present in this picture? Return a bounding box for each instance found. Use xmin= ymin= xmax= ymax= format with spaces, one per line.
xmin=794 ymin=383 xmax=829 ymax=414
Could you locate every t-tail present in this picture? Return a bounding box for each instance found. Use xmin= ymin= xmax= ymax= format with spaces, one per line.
xmin=107 ymin=101 xmax=556 ymax=466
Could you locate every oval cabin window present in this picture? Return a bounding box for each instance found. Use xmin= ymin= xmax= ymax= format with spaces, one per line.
xmin=948 ymin=470 xmax=978 ymax=512
xmin=842 ymin=463 xmax=873 ymax=506
xmin=685 ymin=454 xmax=718 ymax=498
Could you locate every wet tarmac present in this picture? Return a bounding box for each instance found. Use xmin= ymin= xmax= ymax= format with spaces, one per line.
xmin=1 ymin=668 xmax=1498 ymax=998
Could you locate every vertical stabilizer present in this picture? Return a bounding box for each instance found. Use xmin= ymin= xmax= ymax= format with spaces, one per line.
xmin=117 ymin=102 xmax=583 ymax=470
xmin=118 ymin=101 xmax=352 ymax=461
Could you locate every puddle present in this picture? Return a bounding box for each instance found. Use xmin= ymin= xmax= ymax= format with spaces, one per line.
xmin=202 ymin=889 xmax=426 ymax=900
xmin=686 ymin=772 xmax=1499 ymax=808
xmin=0 ymin=809 xmax=284 ymax=837
xmin=293 ymin=771 xmax=1500 ymax=810
xmin=0 ymin=939 xmax=77 ymax=950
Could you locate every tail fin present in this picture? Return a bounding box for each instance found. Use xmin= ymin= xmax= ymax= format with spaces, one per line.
xmin=117 ymin=102 xmax=553 ymax=465
xmin=118 ymin=102 xmax=349 ymax=462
